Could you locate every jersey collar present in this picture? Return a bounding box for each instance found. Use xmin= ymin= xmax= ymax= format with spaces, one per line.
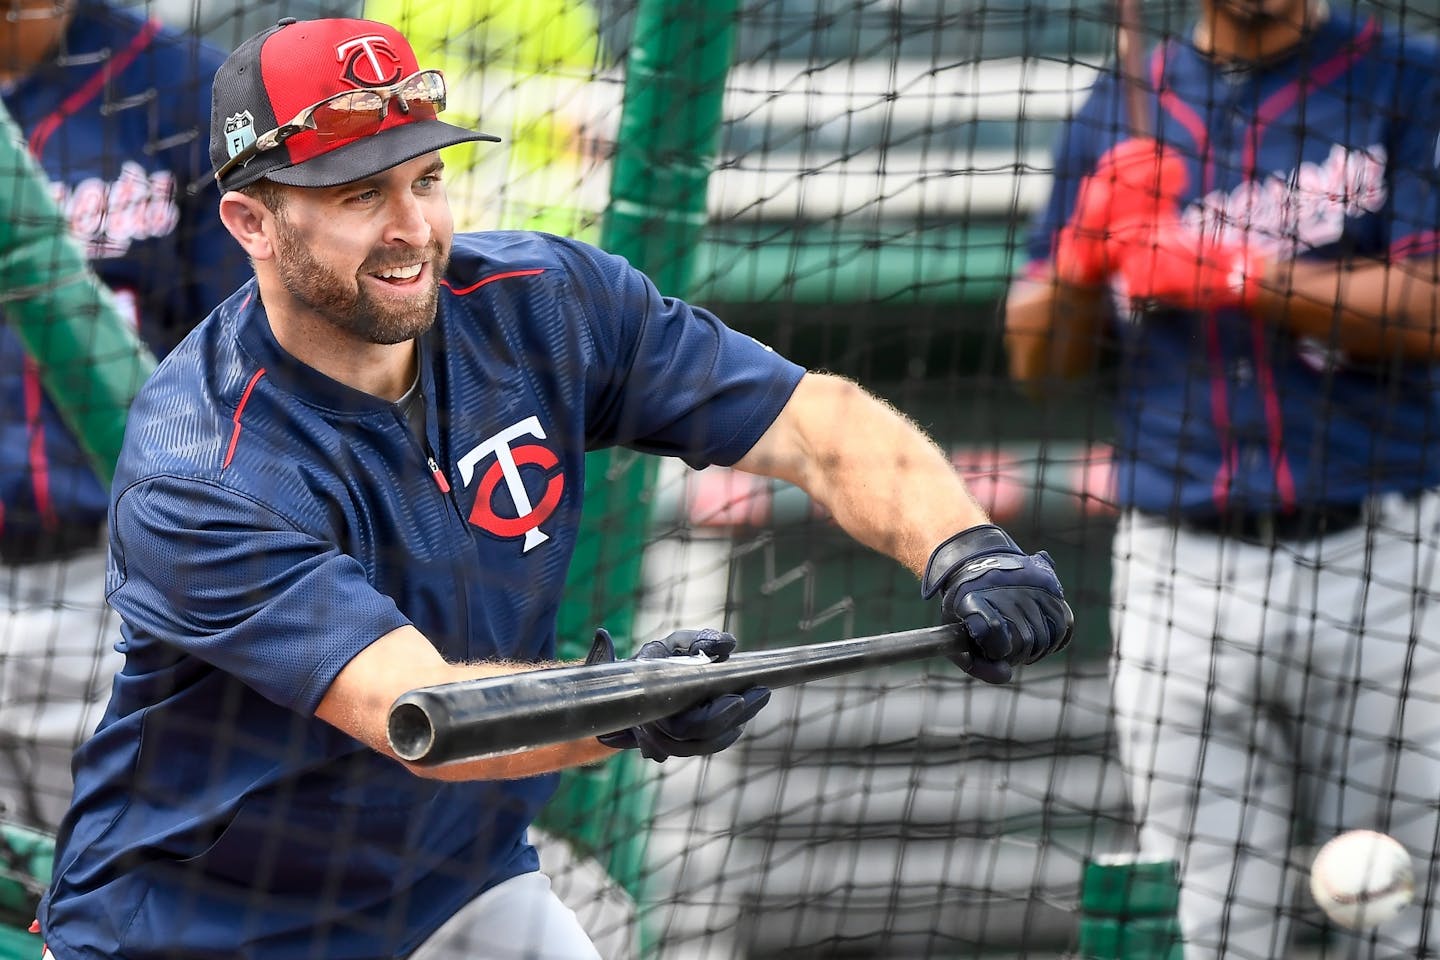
xmin=235 ymin=290 xmax=436 ymax=416
xmin=1178 ymin=11 xmax=1362 ymax=82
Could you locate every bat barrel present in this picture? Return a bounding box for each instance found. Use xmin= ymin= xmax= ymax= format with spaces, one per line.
xmin=388 ymin=624 xmax=962 ymax=765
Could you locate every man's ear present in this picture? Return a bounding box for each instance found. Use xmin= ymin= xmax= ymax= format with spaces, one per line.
xmin=219 ymin=190 xmax=276 ymax=262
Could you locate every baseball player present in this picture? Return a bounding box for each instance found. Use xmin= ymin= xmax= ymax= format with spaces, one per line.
xmin=1007 ymin=0 xmax=1440 ymax=955
xmin=0 ymin=0 xmax=248 ymax=832
xmin=37 ymin=17 xmax=1072 ymax=959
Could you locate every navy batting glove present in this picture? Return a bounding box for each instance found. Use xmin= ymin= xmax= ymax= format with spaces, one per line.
xmin=920 ymin=525 xmax=1074 ymax=684
xmin=586 ymin=628 xmax=772 ymax=762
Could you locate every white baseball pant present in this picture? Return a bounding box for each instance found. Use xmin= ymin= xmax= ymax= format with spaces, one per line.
xmin=409 ymin=869 xmax=602 ymax=959
xmin=1111 ymin=490 xmax=1440 ymax=959
xmin=0 ymin=545 xmax=120 ymax=833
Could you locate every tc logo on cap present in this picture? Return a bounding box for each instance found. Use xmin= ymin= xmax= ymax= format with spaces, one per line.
xmin=336 ymin=35 xmax=404 ymax=87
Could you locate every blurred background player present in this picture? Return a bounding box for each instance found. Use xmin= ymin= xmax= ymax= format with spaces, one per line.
xmin=0 ymin=0 xmax=248 ymax=832
xmin=38 ymin=16 xmax=1072 ymax=959
xmin=362 ymin=0 xmax=607 ymax=238
xmin=1006 ymin=0 xmax=1440 ymax=954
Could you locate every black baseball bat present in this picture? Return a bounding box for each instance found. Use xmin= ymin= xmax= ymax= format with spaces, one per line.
xmin=388 ymin=623 xmax=963 ymax=764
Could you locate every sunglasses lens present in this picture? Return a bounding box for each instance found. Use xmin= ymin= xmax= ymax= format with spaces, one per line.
xmin=306 ymin=74 xmax=446 ymax=142
xmin=400 ymin=71 xmax=447 ymax=106
xmin=311 ymin=95 xmax=387 ymax=142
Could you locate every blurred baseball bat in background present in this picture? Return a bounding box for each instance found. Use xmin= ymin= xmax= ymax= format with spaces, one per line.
xmin=1117 ymin=0 xmax=1150 ymax=136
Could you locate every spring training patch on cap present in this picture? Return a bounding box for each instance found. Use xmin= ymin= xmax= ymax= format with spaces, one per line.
xmin=223 ymin=111 xmax=257 ymax=159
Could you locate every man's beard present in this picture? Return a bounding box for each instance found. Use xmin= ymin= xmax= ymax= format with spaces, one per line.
xmin=272 ymin=216 xmax=449 ymax=346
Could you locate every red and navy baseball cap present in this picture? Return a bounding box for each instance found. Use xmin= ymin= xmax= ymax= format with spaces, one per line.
xmin=210 ymin=17 xmax=499 ymax=192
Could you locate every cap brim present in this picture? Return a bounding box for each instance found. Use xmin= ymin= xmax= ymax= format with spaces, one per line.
xmin=259 ymin=119 xmax=500 ymax=189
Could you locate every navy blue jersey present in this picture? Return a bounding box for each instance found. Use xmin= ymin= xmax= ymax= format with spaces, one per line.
xmin=1026 ymin=15 xmax=1440 ymax=514
xmin=0 ymin=1 xmax=249 ymax=541
xmin=39 ymin=231 xmax=805 ymax=960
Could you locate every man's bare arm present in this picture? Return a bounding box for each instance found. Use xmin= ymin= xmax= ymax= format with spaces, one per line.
xmin=735 ymin=370 xmax=1073 ymax=682
xmin=316 ymin=625 xmax=616 ymax=781
xmin=733 ymin=371 xmax=988 ymax=576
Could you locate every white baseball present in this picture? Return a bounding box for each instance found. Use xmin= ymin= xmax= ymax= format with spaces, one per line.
xmin=1309 ymin=830 xmax=1415 ymax=930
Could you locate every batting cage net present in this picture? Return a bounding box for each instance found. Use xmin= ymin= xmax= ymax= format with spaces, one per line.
xmin=2 ymin=0 xmax=1440 ymax=958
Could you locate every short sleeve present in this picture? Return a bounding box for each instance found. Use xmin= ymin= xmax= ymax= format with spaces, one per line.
xmin=107 ymin=476 xmax=411 ymax=714
xmin=555 ymin=239 xmax=807 ymax=467
xmin=1023 ymin=72 xmax=1122 ymax=268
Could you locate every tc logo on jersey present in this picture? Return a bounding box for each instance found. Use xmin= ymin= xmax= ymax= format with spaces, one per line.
xmin=223 ymin=111 xmax=256 ymax=159
xmin=336 ymin=35 xmax=404 ymax=87
xmin=457 ymin=417 xmax=565 ymax=553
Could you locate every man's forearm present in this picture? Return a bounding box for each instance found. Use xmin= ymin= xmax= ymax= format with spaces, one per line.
xmin=735 ymin=373 xmax=1075 ymax=684
xmin=418 ymin=736 xmax=618 ymax=782
xmin=318 ymin=625 xmax=617 ymax=780
xmin=802 ymin=382 xmax=989 ymax=576
xmin=734 ymin=374 xmax=989 ymax=576
xmin=1004 ymin=275 xmax=1110 ymax=395
xmin=1257 ymin=257 xmax=1440 ymax=361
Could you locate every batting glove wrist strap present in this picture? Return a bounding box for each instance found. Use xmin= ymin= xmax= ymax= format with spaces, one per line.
xmin=920 ymin=524 xmax=1021 ymax=598
xmin=921 ymin=525 xmax=1074 ymax=685
xmin=588 ymin=627 xmax=771 ymax=763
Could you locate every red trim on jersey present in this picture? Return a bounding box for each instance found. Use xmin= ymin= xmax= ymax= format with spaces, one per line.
xmin=1392 ymin=231 xmax=1440 ymax=260
xmin=1152 ymin=45 xmax=1209 ymax=156
xmin=1251 ymin=316 xmax=1297 ymax=506
xmin=1204 ymin=317 xmax=1238 ymax=510
xmin=28 ymin=18 xmax=163 ymax=156
xmin=1156 ymin=42 xmax=1254 ymax=513
xmin=442 ymin=269 xmax=546 ymax=296
xmin=20 ymin=18 xmax=162 ymax=521
xmin=1155 ymin=45 xmax=1235 ymax=512
xmin=224 ymin=369 xmax=268 ymax=469
xmin=1239 ymin=19 xmax=1377 ymax=512
xmin=23 ymin=357 xmax=55 ymax=529
xmin=1243 ymin=19 xmax=1379 ymax=176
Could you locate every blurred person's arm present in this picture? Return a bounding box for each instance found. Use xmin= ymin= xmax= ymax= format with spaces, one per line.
xmin=1105 ymin=59 xmax=1440 ymax=366
xmin=1252 ymin=256 xmax=1440 ymax=362
xmin=1253 ymin=56 xmax=1440 ymax=365
xmin=1004 ymin=271 xmax=1110 ymax=399
xmin=1262 ymin=41 xmax=1440 ymax=363
xmin=1003 ymin=74 xmax=1125 ymax=399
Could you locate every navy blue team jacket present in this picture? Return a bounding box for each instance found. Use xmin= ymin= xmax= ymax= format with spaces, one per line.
xmin=0 ymin=0 xmax=248 ymax=546
xmin=39 ymin=232 xmax=805 ymax=959
xmin=1027 ymin=15 xmax=1440 ymax=515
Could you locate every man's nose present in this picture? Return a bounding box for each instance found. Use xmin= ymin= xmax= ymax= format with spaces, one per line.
xmin=384 ymin=191 xmax=431 ymax=248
